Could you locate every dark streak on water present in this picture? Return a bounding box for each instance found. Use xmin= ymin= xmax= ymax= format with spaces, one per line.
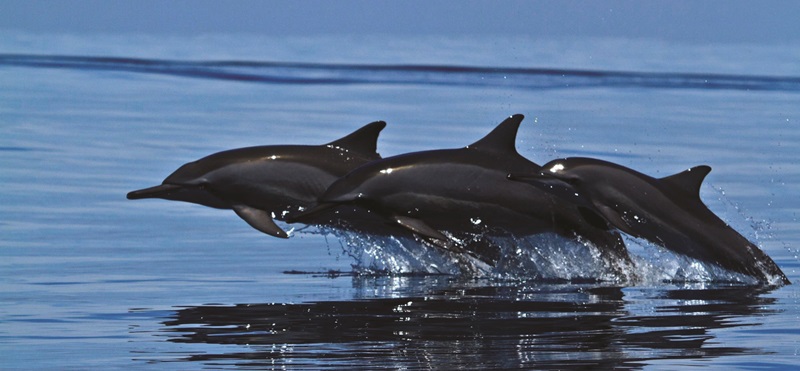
xmin=0 ymin=146 xmax=36 ymax=152
xmin=3 ymin=53 xmax=800 ymax=92
xmin=148 ymin=280 xmax=776 ymax=369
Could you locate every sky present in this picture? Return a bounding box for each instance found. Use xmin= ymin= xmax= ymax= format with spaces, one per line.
xmin=1 ymin=0 xmax=799 ymax=44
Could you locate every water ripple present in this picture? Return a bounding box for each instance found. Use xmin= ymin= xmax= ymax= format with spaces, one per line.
xmin=3 ymin=53 xmax=800 ymax=92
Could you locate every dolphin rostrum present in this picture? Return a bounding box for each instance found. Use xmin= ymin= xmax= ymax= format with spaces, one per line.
xmin=508 ymin=157 xmax=790 ymax=285
xmin=127 ymin=121 xmax=386 ymax=238
xmin=290 ymin=115 xmax=634 ymax=271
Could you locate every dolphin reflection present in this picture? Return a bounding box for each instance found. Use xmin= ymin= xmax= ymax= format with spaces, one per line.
xmin=149 ymin=280 xmax=778 ymax=369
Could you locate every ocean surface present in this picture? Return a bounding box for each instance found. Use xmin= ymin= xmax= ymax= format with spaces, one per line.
xmin=2 ymin=33 xmax=800 ymax=369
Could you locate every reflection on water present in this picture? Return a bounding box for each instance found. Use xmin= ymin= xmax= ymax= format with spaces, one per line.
xmin=147 ymin=278 xmax=778 ymax=369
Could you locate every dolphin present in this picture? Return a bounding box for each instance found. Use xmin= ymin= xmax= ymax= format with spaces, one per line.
xmin=290 ymin=115 xmax=634 ymax=270
xmin=508 ymin=157 xmax=790 ymax=285
xmin=127 ymin=120 xmax=386 ymax=238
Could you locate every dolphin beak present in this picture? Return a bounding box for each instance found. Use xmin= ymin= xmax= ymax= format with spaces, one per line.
xmin=126 ymin=184 xmax=184 ymax=200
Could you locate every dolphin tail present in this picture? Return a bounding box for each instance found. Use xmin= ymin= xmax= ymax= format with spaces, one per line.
xmin=756 ymin=253 xmax=791 ymax=285
xmin=728 ymin=240 xmax=790 ymax=285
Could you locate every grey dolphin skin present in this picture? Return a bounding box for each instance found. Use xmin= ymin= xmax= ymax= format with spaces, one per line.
xmin=127 ymin=121 xmax=386 ymax=238
xmin=290 ymin=115 xmax=633 ymax=270
xmin=509 ymin=157 xmax=790 ymax=285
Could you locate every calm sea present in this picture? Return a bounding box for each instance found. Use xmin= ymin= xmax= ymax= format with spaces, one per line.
xmin=2 ymin=33 xmax=800 ymax=369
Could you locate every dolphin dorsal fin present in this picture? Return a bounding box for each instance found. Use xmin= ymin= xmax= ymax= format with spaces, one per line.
xmin=326 ymin=121 xmax=387 ymax=156
xmin=660 ymin=165 xmax=711 ymax=198
xmin=467 ymin=114 xmax=524 ymax=154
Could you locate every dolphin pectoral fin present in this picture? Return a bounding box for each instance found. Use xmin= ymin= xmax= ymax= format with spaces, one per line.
xmin=284 ymin=203 xmax=338 ymax=223
xmin=393 ymin=216 xmax=450 ymax=242
xmin=578 ymin=207 xmax=611 ymax=230
xmin=594 ymin=203 xmax=637 ymax=237
xmin=392 ymin=217 xmax=473 ymax=257
xmin=392 ymin=216 xmax=497 ymax=268
xmin=232 ymin=205 xmax=288 ymax=238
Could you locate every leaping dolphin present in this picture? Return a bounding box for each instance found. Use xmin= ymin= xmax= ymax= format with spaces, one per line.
xmin=508 ymin=157 xmax=790 ymax=285
xmin=290 ymin=115 xmax=634 ymax=271
xmin=127 ymin=121 xmax=386 ymax=238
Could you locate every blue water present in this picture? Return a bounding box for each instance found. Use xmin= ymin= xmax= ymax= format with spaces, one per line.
xmin=2 ymin=33 xmax=800 ymax=369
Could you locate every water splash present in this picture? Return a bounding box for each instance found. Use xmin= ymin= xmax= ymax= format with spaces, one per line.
xmin=321 ymin=228 xmax=493 ymax=276
xmin=624 ymin=237 xmax=758 ymax=285
xmin=278 ymin=180 xmax=778 ymax=284
xmin=299 ymin=226 xmax=636 ymax=282
xmin=296 ymin=218 xmax=767 ymax=285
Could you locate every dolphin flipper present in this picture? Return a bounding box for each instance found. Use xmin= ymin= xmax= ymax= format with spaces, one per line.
xmin=232 ymin=205 xmax=289 ymax=238
xmin=592 ymin=202 xmax=638 ymax=237
xmin=393 ymin=216 xmax=451 ymax=242
xmin=393 ymin=216 xmax=495 ymax=264
xmin=283 ymin=203 xmax=338 ymax=224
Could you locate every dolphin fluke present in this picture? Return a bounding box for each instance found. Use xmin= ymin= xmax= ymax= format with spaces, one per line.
xmin=284 ymin=203 xmax=339 ymax=224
